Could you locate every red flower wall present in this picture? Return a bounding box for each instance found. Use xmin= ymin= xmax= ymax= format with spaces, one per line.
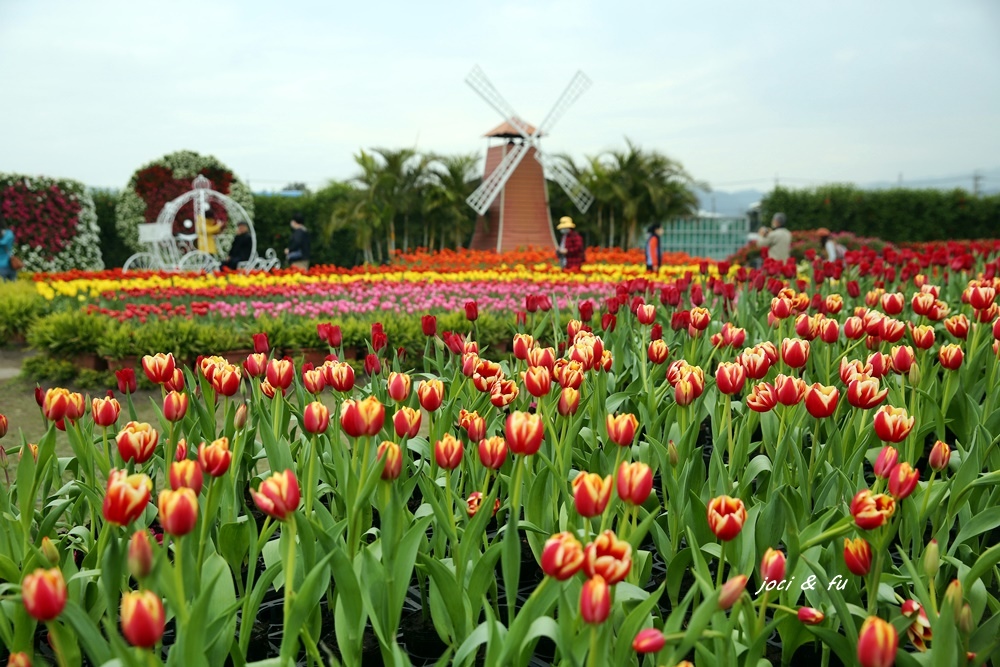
xmin=1 ymin=180 xmax=82 ymax=259
xmin=133 ymin=166 xmax=235 ymax=235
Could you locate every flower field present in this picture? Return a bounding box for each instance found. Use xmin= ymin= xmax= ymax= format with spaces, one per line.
xmin=1 ymin=242 xmax=1000 ymax=666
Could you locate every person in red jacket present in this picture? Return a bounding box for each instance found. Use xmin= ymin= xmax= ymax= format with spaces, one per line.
xmin=556 ymin=216 xmax=585 ymax=271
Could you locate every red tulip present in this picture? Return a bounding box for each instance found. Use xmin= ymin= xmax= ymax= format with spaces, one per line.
xmin=873 ymin=446 xmax=899 ymax=478
xmin=572 ymin=471 xmax=613 ymax=518
xmin=616 ymin=461 xmax=653 ymax=505
xmin=478 ymin=436 xmax=507 ymax=470
xmin=715 ymin=362 xmax=746 ymax=395
xmin=266 ymin=359 xmax=294 ymax=390
xmin=340 ymin=397 xmax=385 ymax=437
xmin=387 ymin=372 xmax=411 ymax=402
xmin=512 ymin=333 xmax=535 ymax=360
xmin=580 ymin=575 xmax=610 ymax=624
xmin=21 ymin=568 xmax=67 ymax=622
xmin=465 ymin=300 xmax=479 ymax=321
xmin=523 ymin=366 xmax=552 ymax=397
xmin=416 ymin=379 xmax=444 ymax=411
xmin=116 ymin=422 xmax=159 ymax=464
xmin=798 ymin=607 xmax=825 ymax=625
xmin=505 ymin=411 xmax=543 ymax=456
xmin=872 ymin=406 xmax=913 ymax=443
xmin=377 ymin=441 xmax=402 ymax=480
xmin=857 ymin=616 xmax=898 ymax=667
xmin=92 ymin=396 xmax=121 ymax=427
xmin=198 ymin=437 xmax=232 ymax=477
xmin=938 ymin=344 xmax=964 ymax=370
xmin=116 ymin=368 xmax=137 ymax=394
xmin=251 ymin=469 xmax=300 ymax=521
xmin=324 ymin=362 xmax=355 ymax=392
xmin=632 ymin=628 xmax=666 ymax=653
xmin=582 ymin=530 xmax=632 ymax=584
xmin=887 ymin=462 xmax=919 ymax=499
xmin=707 ymin=495 xmax=747 ymax=541
xmin=302 ymin=401 xmax=330 ymax=434
xmin=928 ymin=440 xmax=951 ymax=471
xmin=157 ymin=488 xmax=199 ymax=537
xmin=127 ymin=530 xmax=154 ymax=580
xmin=120 ymin=590 xmax=166 ymax=648
xmin=141 ymin=353 xmax=175 ymax=385
xmin=393 ymin=406 xmax=421 ymax=438
xmin=847 ymin=375 xmax=888 ymax=409
xmin=746 ymin=382 xmax=777 ymax=412
xmin=606 ymin=413 xmax=639 ymax=447
xmin=719 ymin=574 xmax=748 ymax=610
xmin=558 ymin=387 xmax=581 ymax=416
xmin=844 ymin=537 xmax=873 ymax=575
xmin=459 ymin=409 xmax=486 ymax=442
xmin=780 ymin=337 xmax=810 ymax=368
xmin=421 ymin=314 xmax=437 ymax=336
xmin=434 ymin=434 xmax=463 ymax=470
xmin=541 ymin=532 xmax=585 ymax=580
xmin=169 ymin=459 xmax=203 ymax=496
xmin=850 ymin=489 xmax=896 ymax=529
xmin=163 ymin=391 xmax=188 ymax=423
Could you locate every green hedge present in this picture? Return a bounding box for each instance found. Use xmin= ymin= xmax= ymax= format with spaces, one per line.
xmin=761 ymin=185 xmax=1000 ymax=242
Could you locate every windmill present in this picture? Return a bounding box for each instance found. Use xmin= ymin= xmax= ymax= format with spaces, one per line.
xmin=465 ymin=66 xmax=595 ymax=252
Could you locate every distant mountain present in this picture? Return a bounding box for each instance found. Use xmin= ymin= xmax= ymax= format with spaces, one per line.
xmin=694 ymin=189 xmax=763 ymax=217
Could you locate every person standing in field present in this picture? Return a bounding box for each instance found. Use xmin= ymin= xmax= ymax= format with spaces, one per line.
xmin=756 ymin=212 xmax=792 ymax=261
xmin=285 ymin=213 xmax=311 ymax=270
xmin=645 ymin=223 xmax=663 ymax=273
xmin=0 ymin=220 xmax=17 ymax=281
xmin=556 ymin=216 xmax=585 ymax=272
xmin=196 ymin=207 xmax=224 ymax=255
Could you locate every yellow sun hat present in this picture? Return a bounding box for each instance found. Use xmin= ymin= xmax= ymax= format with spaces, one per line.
xmin=557 ymin=216 xmax=575 ymax=230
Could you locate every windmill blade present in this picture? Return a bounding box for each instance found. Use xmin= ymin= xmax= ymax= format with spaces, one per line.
xmin=536 ymin=71 xmax=592 ymax=137
xmin=536 ymin=151 xmax=595 ymax=213
xmin=465 ymin=65 xmax=534 ymax=139
xmin=466 ymin=142 xmax=531 ymax=215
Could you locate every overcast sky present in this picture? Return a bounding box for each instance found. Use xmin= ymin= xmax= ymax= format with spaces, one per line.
xmin=1 ymin=1 xmax=998 ymax=192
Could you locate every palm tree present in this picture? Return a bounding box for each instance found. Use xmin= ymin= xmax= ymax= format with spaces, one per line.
xmin=425 ymin=153 xmax=480 ymax=250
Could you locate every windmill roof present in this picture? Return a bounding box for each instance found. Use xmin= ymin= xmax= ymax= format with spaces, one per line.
xmin=484 ymin=118 xmax=540 ymax=138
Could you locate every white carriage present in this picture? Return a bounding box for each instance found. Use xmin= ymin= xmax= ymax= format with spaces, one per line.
xmin=123 ymin=174 xmax=280 ymax=273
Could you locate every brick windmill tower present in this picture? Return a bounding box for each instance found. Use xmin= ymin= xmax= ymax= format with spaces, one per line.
xmin=465 ymin=66 xmax=595 ymax=252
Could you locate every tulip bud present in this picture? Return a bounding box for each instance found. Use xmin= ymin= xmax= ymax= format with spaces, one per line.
xmin=377 ymin=442 xmax=402 ymax=480
xmin=887 ymin=462 xmax=919 ymax=500
xmin=386 ymin=372 xmax=412 ymax=402
xmin=91 ymin=396 xmax=121 ymax=428
xmin=922 ymin=539 xmax=939 ymax=579
xmin=760 ymin=547 xmax=786 ymax=584
xmin=174 ymin=438 xmax=188 ymax=461
xmin=958 ymin=602 xmax=973 ymax=635
xmin=0 ymin=413 xmax=6 ymax=439
xmin=580 ymin=575 xmax=611 ymax=624
xmin=857 ymin=616 xmax=898 ymax=667
xmin=120 ymin=590 xmax=166 ymax=648
xmin=128 ymin=530 xmax=154 ymax=580
xmin=928 ymin=440 xmax=951 ymax=471
xmin=798 ymin=607 xmax=825 ymax=625
xmin=873 ymin=446 xmax=899 ymax=479
xmin=844 ymin=537 xmax=873 ymax=576
xmin=631 ymin=628 xmax=666 ymax=654
xmin=718 ymin=574 xmax=748 ymax=610
xmin=169 ymin=460 xmax=204 ymax=495
xmin=944 ymin=579 xmax=963 ymax=617
xmin=234 ymin=402 xmax=248 ymax=430
xmin=21 ymin=568 xmax=68 ymax=621
xmin=40 ymin=537 xmax=60 ymax=567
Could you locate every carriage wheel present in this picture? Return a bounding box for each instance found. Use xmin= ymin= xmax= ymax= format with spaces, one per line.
xmin=178 ymin=251 xmax=220 ymax=274
xmin=122 ymin=252 xmax=160 ymax=273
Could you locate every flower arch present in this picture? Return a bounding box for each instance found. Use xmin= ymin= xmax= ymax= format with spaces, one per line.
xmin=0 ymin=173 xmax=103 ymax=272
xmin=116 ymin=150 xmax=254 ymax=252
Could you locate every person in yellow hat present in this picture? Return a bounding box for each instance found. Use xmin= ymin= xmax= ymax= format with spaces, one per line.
xmin=556 ymin=216 xmax=585 ymax=271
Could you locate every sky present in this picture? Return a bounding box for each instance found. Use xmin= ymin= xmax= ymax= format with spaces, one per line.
xmin=1 ymin=0 xmax=999 ymax=193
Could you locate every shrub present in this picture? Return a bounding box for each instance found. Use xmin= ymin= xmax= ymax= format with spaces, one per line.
xmin=26 ymin=312 xmax=109 ymax=358
xmin=0 ymin=281 xmax=50 ymax=344
xmin=761 ymin=184 xmax=1000 ymax=242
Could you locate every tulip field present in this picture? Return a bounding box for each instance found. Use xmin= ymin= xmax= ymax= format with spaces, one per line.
xmin=2 ymin=241 xmax=1000 ymax=666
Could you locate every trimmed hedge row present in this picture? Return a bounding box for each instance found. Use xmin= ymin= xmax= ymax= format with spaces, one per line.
xmin=761 ymin=184 xmax=1000 ymax=242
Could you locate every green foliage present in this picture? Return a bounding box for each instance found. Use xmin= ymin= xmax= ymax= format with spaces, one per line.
xmin=0 ymin=282 xmax=50 ymax=344
xmin=90 ymin=188 xmax=133 ymax=269
xmin=761 ymin=184 xmax=1000 ymax=242
xmin=21 ymin=354 xmax=78 ymax=383
xmin=252 ymin=183 xmax=358 ymax=267
xmin=26 ymin=312 xmax=109 ymax=358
